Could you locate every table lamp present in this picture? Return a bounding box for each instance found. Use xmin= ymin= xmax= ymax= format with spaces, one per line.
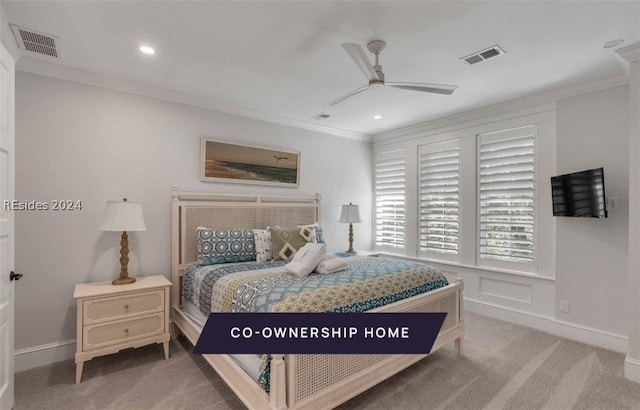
xmin=99 ymin=198 xmax=146 ymax=285
xmin=339 ymin=202 xmax=361 ymax=254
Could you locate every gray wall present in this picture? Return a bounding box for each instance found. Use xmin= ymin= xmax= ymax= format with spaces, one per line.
xmin=15 ymin=71 xmax=373 ymax=349
xmin=555 ymin=85 xmax=629 ymax=334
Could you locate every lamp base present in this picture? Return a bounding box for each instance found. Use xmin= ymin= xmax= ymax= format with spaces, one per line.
xmin=112 ymin=276 xmax=136 ymax=285
xmin=113 ymin=231 xmax=136 ymax=285
xmin=346 ymin=222 xmax=357 ymax=255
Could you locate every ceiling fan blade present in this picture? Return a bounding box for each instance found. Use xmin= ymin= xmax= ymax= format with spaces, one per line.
xmin=386 ymin=82 xmax=457 ymax=95
xmin=325 ymin=85 xmax=370 ymax=107
xmin=342 ymin=43 xmax=380 ymax=81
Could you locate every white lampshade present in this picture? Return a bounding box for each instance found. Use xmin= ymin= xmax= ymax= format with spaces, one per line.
xmin=99 ymin=200 xmax=146 ymax=232
xmin=339 ymin=203 xmax=361 ymax=224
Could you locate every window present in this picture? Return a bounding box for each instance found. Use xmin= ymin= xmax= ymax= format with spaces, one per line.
xmin=372 ymin=110 xmax=553 ymax=276
xmin=419 ymin=140 xmax=460 ymax=259
xmin=374 ymin=151 xmax=406 ymax=251
xmin=478 ymin=127 xmax=536 ymax=269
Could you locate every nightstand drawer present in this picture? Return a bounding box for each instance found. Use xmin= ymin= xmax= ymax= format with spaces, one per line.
xmin=84 ymin=290 xmax=164 ymax=325
xmin=83 ymin=312 xmax=165 ymax=351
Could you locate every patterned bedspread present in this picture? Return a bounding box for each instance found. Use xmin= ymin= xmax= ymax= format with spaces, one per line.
xmin=182 ymin=256 xmax=449 ymax=391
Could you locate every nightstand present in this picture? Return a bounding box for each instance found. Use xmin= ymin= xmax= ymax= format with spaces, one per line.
xmin=73 ymin=275 xmax=171 ymax=384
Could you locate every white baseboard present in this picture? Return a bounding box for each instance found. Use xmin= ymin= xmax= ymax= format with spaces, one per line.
xmin=14 ymin=339 xmax=76 ymax=372
xmin=15 ymin=319 xmax=176 ymax=372
xmin=14 ymin=304 xmax=628 ymax=372
xmin=465 ymin=297 xmax=628 ymax=354
xmin=625 ymin=356 xmax=640 ymax=382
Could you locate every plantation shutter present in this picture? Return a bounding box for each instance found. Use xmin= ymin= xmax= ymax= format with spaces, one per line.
xmin=419 ymin=140 xmax=460 ymax=258
xmin=375 ymin=151 xmax=406 ymax=250
xmin=478 ymin=127 xmax=535 ymax=265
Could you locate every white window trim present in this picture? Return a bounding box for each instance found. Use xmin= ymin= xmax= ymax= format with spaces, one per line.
xmin=372 ymin=105 xmax=556 ymax=279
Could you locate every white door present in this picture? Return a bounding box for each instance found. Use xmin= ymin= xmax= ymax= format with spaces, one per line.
xmin=0 ymin=41 xmax=16 ymax=410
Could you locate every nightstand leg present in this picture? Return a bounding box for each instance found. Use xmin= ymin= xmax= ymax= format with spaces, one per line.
xmin=172 ymin=322 xmax=181 ymax=338
xmin=76 ymin=362 xmax=84 ymax=384
xmin=163 ymin=341 xmax=169 ymax=359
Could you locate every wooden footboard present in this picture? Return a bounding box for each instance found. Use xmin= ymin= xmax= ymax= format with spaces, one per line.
xmin=276 ymin=280 xmax=464 ymax=409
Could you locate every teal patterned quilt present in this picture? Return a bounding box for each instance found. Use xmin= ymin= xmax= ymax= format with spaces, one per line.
xmin=183 ymin=256 xmax=448 ymax=392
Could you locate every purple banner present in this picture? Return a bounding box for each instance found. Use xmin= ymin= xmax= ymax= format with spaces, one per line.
xmin=193 ymin=312 xmax=446 ymax=354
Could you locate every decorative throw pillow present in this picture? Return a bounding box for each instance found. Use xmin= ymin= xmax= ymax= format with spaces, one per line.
xmin=252 ymin=229 xmax=272 ymax=263
xmin=297 ymin=223 xmax=327 ymax=245
xmin=197 ymin=227 xmax=256 ymax=265
xmin=315 ymin=226 xmax=326 ymax=245
xmin=297 ymin=224 xmax=317 ymax=242
xmin=270 ymin=226 xmax=314 ymax=261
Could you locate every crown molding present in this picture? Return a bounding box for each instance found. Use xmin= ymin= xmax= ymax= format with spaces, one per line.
xmin=616 ymin=43 xmax=640 ymax=63
xmin=17 ymin=54 xmax=632 ymax=146
xmin=373 ymin=74 xmax=629 ymax=144
xmin=16 ymin=57 xmax=371 ymax=143
xmin=373 ymin=103 xmax=556 ymax=149
xmin=0 ymin=6 xmax=21 ymax=61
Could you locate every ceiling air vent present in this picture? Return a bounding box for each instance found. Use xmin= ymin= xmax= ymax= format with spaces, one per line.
xmin=311 ymin=113 xmax=331 ymax=120
xmin=460 ymin=45 xmax=505 ymax=65
xmin=10 ymin=24 xmax=60 ymax=59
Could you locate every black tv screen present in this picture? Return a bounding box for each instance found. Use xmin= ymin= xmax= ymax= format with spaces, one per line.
xmin=551 ymin=167 xmax=607 ymax=218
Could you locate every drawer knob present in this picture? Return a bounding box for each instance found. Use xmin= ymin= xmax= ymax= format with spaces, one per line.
xmin=124 ymin=304 xmax=129 ymax=311
xmin=124 ymin=328 xmax=129 ymax=336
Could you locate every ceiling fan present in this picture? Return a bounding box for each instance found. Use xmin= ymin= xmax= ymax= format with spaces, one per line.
xmin=326 ymin=40 xmax=457 ymax=107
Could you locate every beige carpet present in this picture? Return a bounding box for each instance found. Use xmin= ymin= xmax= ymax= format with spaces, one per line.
xmin=15 ymin=312 xmax=640 ymax=410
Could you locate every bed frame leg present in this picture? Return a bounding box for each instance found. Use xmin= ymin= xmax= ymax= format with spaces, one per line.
xmin=172 ymin=322 xmax=182 ymax=339
xmin=455 ymin=338 xmax=463 ymax=356
xmin=270 ymin=354 xmax=287 ymax=410
xmin=455 ymin=277 xmax=464 ymax=357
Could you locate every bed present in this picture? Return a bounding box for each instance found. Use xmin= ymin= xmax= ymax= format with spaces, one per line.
xmin=170 ymin=189 xmax=464 ymax=410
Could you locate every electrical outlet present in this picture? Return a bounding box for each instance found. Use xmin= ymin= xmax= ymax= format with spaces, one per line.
xmin=560 ymin=300 xmax=570 ymax=313
xmin=607 ymin=196 xmax=619 ymax=211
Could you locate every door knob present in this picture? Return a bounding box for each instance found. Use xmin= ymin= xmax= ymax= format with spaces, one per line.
xmin=10 ymin=271 xmax=23 ymax=281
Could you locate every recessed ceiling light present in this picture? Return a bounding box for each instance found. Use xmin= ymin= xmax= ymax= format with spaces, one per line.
xmin=373 ymin=115 xmax=382 ymax=120
xmin=603 ymin=39 xmax=624 ymax=49
xmin=139 ymin=46 xmax=155 ymax=55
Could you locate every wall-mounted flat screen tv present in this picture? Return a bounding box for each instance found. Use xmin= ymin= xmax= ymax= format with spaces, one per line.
xmin=551 ymin=167 xmax=607 ymax=218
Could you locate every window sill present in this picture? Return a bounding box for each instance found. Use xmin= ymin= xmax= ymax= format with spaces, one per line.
xmin=377 ymin=252 xmax=556 ymax=282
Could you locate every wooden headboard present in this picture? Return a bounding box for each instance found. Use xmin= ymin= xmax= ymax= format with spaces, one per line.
xmin=170 ymin=188 xmax=321 ymax=306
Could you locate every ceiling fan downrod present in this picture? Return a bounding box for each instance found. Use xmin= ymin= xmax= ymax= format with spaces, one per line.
xmin=368 ymin=40 xmax=386 ymax=83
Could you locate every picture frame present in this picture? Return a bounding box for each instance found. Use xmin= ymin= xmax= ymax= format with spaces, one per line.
xmin=200 ymin=138 xmax=300 ymax=187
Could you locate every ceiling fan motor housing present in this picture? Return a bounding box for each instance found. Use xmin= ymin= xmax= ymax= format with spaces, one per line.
xmin=367 ymin=40 xmax=387 ymax=54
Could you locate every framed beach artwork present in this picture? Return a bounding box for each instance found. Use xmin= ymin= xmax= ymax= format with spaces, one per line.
xmin=201 ymin=138 xmax=300 ymax=187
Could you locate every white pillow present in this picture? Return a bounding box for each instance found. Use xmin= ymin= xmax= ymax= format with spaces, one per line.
xmin=285 ymin=243 xmax=327 ymax=277
xmin=252 ymin=229 xmax=272 ymax=262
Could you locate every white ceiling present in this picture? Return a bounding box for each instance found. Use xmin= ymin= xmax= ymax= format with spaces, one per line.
xmin=2 ymin=1 xmax=639 ymax=138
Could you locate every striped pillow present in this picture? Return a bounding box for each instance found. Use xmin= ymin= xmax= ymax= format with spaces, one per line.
xmin=252 ymin=229 xmax=272 ymax=262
